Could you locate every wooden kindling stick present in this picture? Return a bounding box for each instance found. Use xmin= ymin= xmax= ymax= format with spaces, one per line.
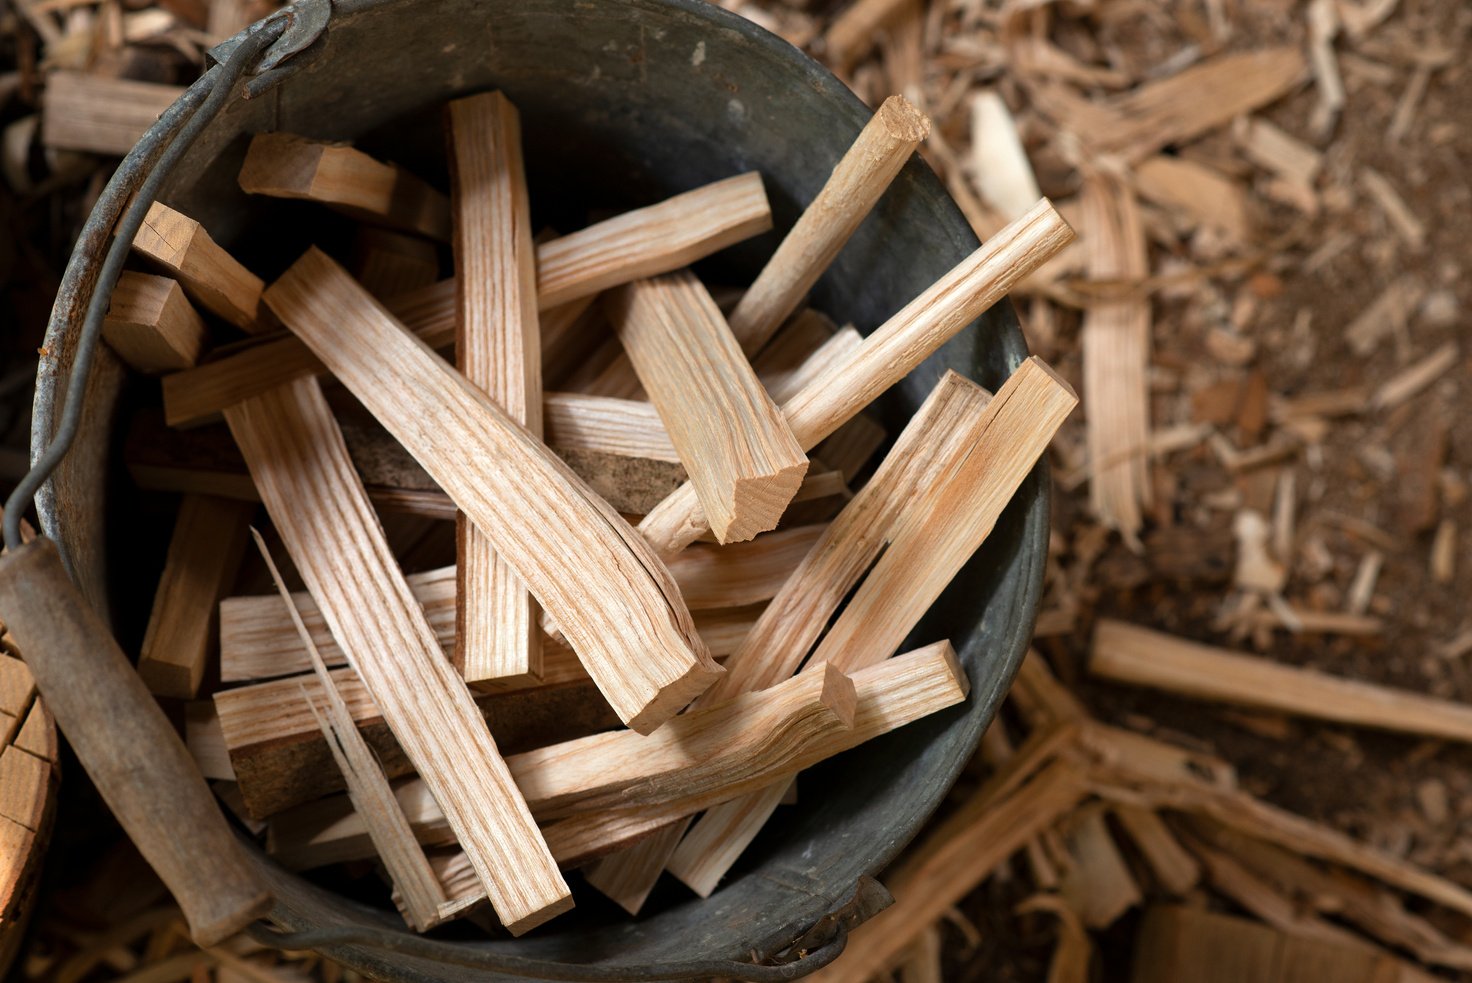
xmin=607 ymin=271 xmax=808 ymax=543
xmin=263 ymin=248 xmax=722 ymax=734
xmin=250 ymin=529 xmax=453 ymax=932
xmin=223 ymin=376 xmax=570 ymax=934
xmin=447 ymin=91 xmax=543 ymax=685
xmin=637 ymin=197 xmax=1075 ymax=554
xmin=667 ymin=356 xmax=1077 ymax=897
xmin=131 ymin=202 xmax=276 ymax=335
xmin=584 ymin=370 xmax=996 ymax=912
xmin=267 ymin=641 xmax=968 ymax=873
xmin=161 ymin=172 xmax=772 ymax=428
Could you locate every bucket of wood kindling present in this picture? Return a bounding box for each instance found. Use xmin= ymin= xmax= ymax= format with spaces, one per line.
xmin=32 ymin=0 xmax=1047 ymax=977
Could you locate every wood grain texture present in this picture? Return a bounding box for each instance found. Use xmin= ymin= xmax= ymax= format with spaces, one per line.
xmin=263 ymin=248 xmax=720 ymax=734
xmin=102 ymin=272 xmax=209 ymax=373
xmin=448 ymin=92 xmax=543 ymax=685
xmin=1091 ymin=619 xmax=1472 ymax=742
xmin=266 ymin=643 xmax=966 ymax=871
xmin=163 ymin=173 xmax=769 ymax=427
xmin=219 ymin=528 xmax=817 ymax=682
xmin=40 ymin=70 xmax=183 ymax=155
xmin=135 ymin=494 xmax=253 ymax=699
xmin=542 ymin=393 xmax=678 ymax=462
xmin=131 ymin=202 xmax=273 ymax=334
xmin=637 ymin=197 xmax=1075 ymax=555
xmin=222 ymin=376 xmax=569 ymax=934
xmin=726 ymin=96 xmax=930 ymax=353
xmin=608 ymin=271 xmax=808 ymax=543
xmin=238 ymin=132 xmax=451 ymax=240
xmin=352 ymin=227 xmax=440 ymax=299
xmin=537 ymin=172 xmax=770 ymax=309
xmin=253 ymin=530 xmax=449 ymax=931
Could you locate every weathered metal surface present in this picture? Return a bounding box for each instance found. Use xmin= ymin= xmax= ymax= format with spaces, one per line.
xmin=34 ymin=0 xmax=1047 ymax=977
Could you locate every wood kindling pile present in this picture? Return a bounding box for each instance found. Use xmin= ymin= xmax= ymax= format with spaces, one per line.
xmin=115 ymin=89 xmax=1073 ymax=936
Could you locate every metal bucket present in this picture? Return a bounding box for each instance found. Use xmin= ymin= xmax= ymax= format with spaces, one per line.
xmin=33 ymin=0 xmax=1047 ymax=977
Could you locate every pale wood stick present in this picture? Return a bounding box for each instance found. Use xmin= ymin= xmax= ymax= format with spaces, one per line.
xmin=638 ymin=198 xmax=1075 ymax=554
xmin=607 ymin=271 xmax=808 ymax=543
xmin=542 ymin=393 xmax=678 ymax=463
xmin=238 ymin=133 xmax=451 ymax=240
xmin=1056 ymin=806 xmax=1142 ymax=928
xmin=1112 ymin=805 xmax=1200 ymax=896
xmin=812 ymin=358 xmax=1076 ymax=674
xmin=669 ymin=362 xmax=1074 ymax=896
xmin=726 ymin=96 xmax=930 ymax=353
xmin=760 ymin=324 xmax=862 ymax=406
xmin=161 ymin=174 xmax=769 ymax=427
xmin=39 ymin=71 xmax=184 ymax=156
xmin=804 ymin=760 xmax=1088 ymax=983
xmin=135 ymin=495 xmax=253 ymax=700
xmin=131 ymin=203 xmax=274 ymax=335
xmin=222 ymin=376 xmax=569 ymax=934
xmin=352 ymin=227 xmax=439 ymax=300
xmin=208 ymin=607 xmax=756 ymax=817
xmin=264 ymin=248 xmax=721 ymax=733
xmin=539 ymin=294 xmax=602 ymax=389
xmin=1091 ymin=619 xmax=1472 ymax=743
xmin=664 ymin=779 xmax=790 ymax=897
xmin=250 ymin=528 xmax=448 ymax=931
xmin=220 ymin=528 xmax=818 ymax=682
xmin=812 ymin=413 xmax=886 ymax=482
xmin=538 ymin=173 xmax=770 ymax=308
xmin=702 ymin=371 xmax=992 ymax=705
xmin=448 ymin=91 xmax=543 ymax=686
xmin=103 ymin=272 xmax=208 ymax=374
xmin=268 ymin=642 xmax=967 ymax=871
xmin=823 ymin=0 xmax=917 ymax=69
xmin=581 ymin=822 xmax=691 ymax=915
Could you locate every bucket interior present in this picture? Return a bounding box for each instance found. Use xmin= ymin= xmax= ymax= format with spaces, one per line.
xmin=38 ymin=0 xmax=1049 ymax=976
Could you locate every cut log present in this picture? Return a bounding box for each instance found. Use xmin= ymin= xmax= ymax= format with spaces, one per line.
xmin=725 ymin=95 xmax=930 ymax=353
xmin=238 ymin=132 xmax=451 ymax=240
xmin=447 ymin=91 xmax=543 ymax=685
xmin=102 ymin=272 xmax=209 ymax=374
xmin=607 ymin=271 xmax=808 ymax=542
xmin=131 ymin=203 xmax=274 ymax=334
xmin=135 ymin=494 xmax=253 ymax=700
xmin=637 ymin=198 xmax=1075 ymax=555
xmin=263 ymin=247 xmax=720 ymax=734
xmin=1091 ymin=619 xmax=1472 ymax=743
xmin=222 ymin=376 xmax=569 ymax=934
xmin=162 ymin=172 xmax=771 ymax=427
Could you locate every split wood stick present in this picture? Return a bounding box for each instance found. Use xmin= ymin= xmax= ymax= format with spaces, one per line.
xmin=540 ymin=295 xmax=603 ymax=389
xmin=1091 ymin=619 xmax=1472 ymax=743
xmin=162 ymin=173 xmax=769 ymax=427
xmin=131 ymin=202 xmax=274 ymax=334
xmin=448 ymin=91 xmax=543 ymax=685
xmin=812 ymin=357 xmax=1076 ymax=673
xmin=103 ymin=272 xmax=209 ymax=373
xmin=252 ymin=529 xmax=448 ymax=931
xmin=807 ymin=759 xmax=1089 ymax=983
xmin=538 ymin=172 xmax=770 ymax=308
xmin=542 ymin=393 xmax=678 ymax=462
xmin=1056 ymin=806 xmax=1142 ymax=928
xmin=663 ymin=778 xmax=791 ymax=898
xmin=582 ymin=821 xmax=693 ymax=915
xmin=637 ymin=197 xmax=1074 ymax=554
xmin=40 ymin=70 xmax=184 ymax=156
xmin=222 ymin=377 xmax=569 ymax=934
xmin=726 ymin=96 xmax=929 ymax=353
xmin=608 ymin=271 xmax=808 ymax=543
xmin=1112 ymin=805 xmax=1201 ymax=896
xmin=669 ymin=361 xmax=1075 ymax=896
xmin=135 ymin=495 xmax=253 ymax=699
xmin=824 ymin=0 xmax=917 ymax=69
xmin=219 ymin=527 xmax=817 ymax=682
xmin=760 ymin=325 xmax=861 ymax=406
xmin=264 ymin=248 xmax=720 ymax=733
xmin=238 ymin=132 xmax=451 ymax=241
xmin=270 ymin=642 xmax=968 ymax=870
xmin=704 ymin=370 xmax=992 ymax=705
xmin=353 ymin=227 xmax=440 ymax=299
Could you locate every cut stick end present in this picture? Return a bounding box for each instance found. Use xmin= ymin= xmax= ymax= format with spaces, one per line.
xmin=1019 ymin=354 xmax=1080 ymax=405
xmin=499 ymin=888 xmax=576 ymax=937
xmin=878 ymin=94 xmax=933 ymax=143
xmin=623 ymin=657 xmax=726 ymax=736
xmin=819 ymin=662 xmax=859 ymax=729
xmin=709 ymin=458 xmax=811 ymax=545
xmin=937 ymin=641 xmax=970 ymax=700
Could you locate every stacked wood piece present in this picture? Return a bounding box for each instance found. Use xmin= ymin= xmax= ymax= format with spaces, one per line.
xmin=108 ymin=88 xmax=1075 ymax=938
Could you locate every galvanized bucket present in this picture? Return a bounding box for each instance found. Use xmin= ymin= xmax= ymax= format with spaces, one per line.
xmin=32 ymin=0 xmax=1047 ymax=977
